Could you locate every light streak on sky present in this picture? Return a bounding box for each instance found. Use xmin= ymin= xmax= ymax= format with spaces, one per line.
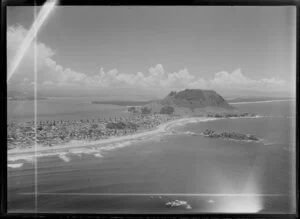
xmin=7 ymin=0 xmax=57 ymax=82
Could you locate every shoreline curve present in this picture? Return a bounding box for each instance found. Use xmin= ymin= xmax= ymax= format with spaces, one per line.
xmin=8 ymin=117 xmax=219 ymax=158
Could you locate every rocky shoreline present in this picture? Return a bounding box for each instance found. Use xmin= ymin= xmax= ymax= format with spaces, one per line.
xmin=201 ymin=129 xmax=260 ymax=142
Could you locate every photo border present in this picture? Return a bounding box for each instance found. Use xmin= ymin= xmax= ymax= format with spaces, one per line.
xmin=1 ymin=0 xmax=298 ymax=218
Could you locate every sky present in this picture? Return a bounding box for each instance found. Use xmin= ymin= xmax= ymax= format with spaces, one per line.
xmin=7 ymin=5 xmax=296 ymax=100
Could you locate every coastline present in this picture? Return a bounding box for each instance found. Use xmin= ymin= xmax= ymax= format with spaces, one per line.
xmin=8 ymin=116 xmax=219 ymax=158
xmin=230 ymin=99 xmax=295 ymax=105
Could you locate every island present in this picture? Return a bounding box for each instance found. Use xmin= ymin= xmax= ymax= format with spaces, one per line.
xmin=201 ymin=129 xmax=260 ymax=142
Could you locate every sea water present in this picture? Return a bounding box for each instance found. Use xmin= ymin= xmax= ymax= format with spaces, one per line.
xmin=7 ymin=97 xmax=130 ymax=123
xmin=7 ymin=100 xmax=296 ymax=213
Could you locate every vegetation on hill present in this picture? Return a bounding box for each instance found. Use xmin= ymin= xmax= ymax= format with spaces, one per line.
xmin=160 ymin=106 xmax=175 ymax=115
xmin=141 ymin=107 xmax=152 ymax=115
xmin=161 ymin=89 xmax=233 ymax=108
xmin=143 ymin=89 xmax=235 ymax=115
xmin=128 ymin=106 xmax=139 ymax=113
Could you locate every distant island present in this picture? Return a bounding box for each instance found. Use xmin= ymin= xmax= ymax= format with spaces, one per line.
xmin=91 ymin=100 xmax=151 ymax=106
xmin=7 ymin=90 xmax=47 ymax=101
xmin=7 ymin=89 xmax=258 ymax=151
xmin=7 ymin=96 xmax=48 ymax=101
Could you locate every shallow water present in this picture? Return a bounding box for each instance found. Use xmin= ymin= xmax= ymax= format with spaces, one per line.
xmin=7 ymin=100 xmax=296 ymax=213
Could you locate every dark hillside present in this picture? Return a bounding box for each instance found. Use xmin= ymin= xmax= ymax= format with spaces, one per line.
xmin=144 ymin=89 xmax=235 ymax=115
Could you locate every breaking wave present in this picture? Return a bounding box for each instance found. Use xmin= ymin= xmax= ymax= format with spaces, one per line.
xmin=94 ymin=153 xmax=103 ymax=158
xmin=8 ymin=154 xmax=35 ymax=163
xmin=7 ymin=140 xmax=140 ymax=165
xmin=8 ymin=163 xmax=24 ymax=169
xmin=59 ymin=153 xmax=71 ymax=162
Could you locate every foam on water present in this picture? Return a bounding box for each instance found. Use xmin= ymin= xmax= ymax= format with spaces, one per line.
xmin=94 ymin=153 xmax=103 ymax=158
xmin=59 ymin=153 xmax=71 ymax=162
xmin=8 ymin=163 xmax=24 ymax=169
xmin=167 ymin=117 xmax=219 ymax=129
xmin=8 ymin=154 xmax=35 ymax=163
xmin=7 ymin=139 xmax=139 ymax=164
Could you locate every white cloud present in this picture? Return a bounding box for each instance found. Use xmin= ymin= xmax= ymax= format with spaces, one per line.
xmin=7 ymin=24 xmax=290 ymax=96
xmin=89 ymin=65 xmax=206 ymax=91
xmin=210 ymin=68 xmax=288 ymax=91
xmin=7 ymin=25 xmax=88 ymax=86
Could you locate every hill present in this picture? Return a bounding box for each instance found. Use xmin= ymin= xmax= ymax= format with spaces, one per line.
xmin=144 ymin=89 xmax=235 ymax=115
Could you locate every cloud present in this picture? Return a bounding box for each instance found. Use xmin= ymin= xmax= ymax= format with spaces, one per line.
xmin=89 ymin=65 xmax=207 ymax=91
xmin=7 ymin=24 xmax=290 ymax=96
xmin=210 ymin=68 xmax=288 ymax=91
xmin=7 ymin=25 xmax=88 ymax=86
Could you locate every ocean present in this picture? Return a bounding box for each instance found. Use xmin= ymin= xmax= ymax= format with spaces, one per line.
xmin=7 ymin=97 xmax=130 ymax=123
xmin=7 ymin=100 xmax=296 ymax=214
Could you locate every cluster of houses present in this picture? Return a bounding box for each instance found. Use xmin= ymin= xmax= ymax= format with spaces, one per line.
xmin=7 ymin=114 xmax=178 ymax=149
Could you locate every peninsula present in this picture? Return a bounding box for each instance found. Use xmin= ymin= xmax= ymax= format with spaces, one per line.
xmin=7 ymin=89 xmax=258 ymax=151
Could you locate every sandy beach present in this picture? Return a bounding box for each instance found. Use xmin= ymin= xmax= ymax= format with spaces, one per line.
xmin=8 ymin=116 xmax=219 ymax=163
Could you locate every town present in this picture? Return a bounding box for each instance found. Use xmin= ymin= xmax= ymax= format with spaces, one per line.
xmin=7 ymin=112 xmax=178 ymax=150
xmin=7 ymin=105 xmax=258 ymax=150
